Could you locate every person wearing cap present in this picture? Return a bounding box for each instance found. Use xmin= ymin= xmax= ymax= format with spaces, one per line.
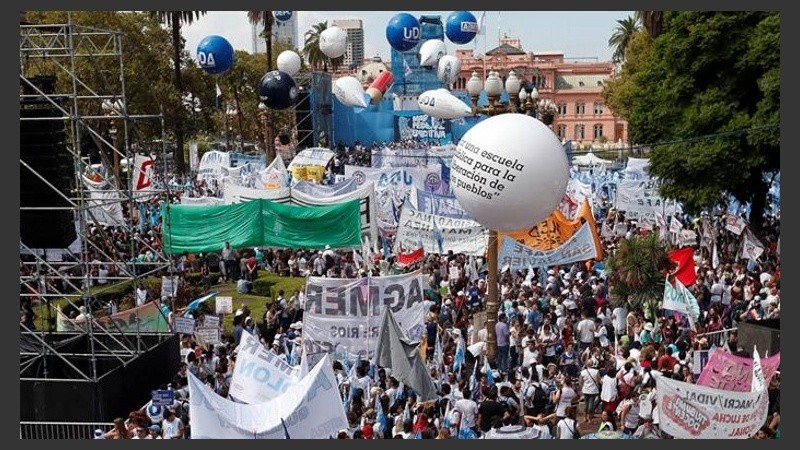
xmin=639 ymin=322 xmax=654 ymax=345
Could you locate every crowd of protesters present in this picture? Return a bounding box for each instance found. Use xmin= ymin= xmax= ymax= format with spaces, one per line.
xmin=91 ymin=195 xmax=780 ymax=439
xmin=20 ymin=144 xmax=779 ymax=440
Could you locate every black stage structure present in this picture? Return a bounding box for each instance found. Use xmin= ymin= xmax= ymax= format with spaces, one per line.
xmin=20 ymin=16 xmax=177 ymax=430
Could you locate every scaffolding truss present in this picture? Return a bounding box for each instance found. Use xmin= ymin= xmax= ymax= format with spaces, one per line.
xmin=20 ymin=19 xmax=172 ymax=382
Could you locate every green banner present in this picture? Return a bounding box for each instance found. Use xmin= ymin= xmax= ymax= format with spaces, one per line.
xmin=56 ymin=301 xmax=170 ymax=333
xmin=162 ymin=199 xmax=362 ymax=254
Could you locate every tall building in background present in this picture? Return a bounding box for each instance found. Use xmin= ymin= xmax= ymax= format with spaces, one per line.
xmin=331 ymin=19 xmax=364 ymax=69
xmin=251 ymin=14 xmax=298 ymax=53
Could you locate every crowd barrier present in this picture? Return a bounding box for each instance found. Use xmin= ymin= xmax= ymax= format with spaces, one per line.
xmin=20 ymin=421 xmax=114 ymax=439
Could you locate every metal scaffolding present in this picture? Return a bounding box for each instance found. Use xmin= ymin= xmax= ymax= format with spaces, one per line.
xmin=20 ymin=18 xmax=172 ymax=382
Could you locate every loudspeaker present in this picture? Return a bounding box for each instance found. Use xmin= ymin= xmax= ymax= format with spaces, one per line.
xmin=294 ymin=92 xmax=313 ymax=149
xmin=20 ymin=100 xmax=77 ymax=249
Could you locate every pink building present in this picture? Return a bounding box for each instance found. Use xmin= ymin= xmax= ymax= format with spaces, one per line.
xmin=454 ymin=36 xmax=627 ymax=146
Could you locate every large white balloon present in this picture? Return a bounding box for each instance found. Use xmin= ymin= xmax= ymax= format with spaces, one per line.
xmin=437 ymin=55 xmax=461 ymax=85
xmin=419 ymin=39 xmax=446 ymax=67
xmin=319 ymin=26 xmax=347 ymax=59
xmin=451 ymin=114 xmax=569 ymax=231
xmin=333 ymin=76 xmax=368 ymax=108
xmin=418 ymin=89 xmax=472 ymax=120
xmin=276 ymin=50 xmax=302 ymax=76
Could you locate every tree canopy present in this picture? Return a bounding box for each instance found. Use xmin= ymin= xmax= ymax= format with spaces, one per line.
xmin=604 ymin=12 xmax=780 ymax=228
xmin=22 ymin=11 xmax=299 ymax=164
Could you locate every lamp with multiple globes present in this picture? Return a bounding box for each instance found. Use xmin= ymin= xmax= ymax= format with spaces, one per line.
xmin=463 ymin=70 xmax=563 ymax=365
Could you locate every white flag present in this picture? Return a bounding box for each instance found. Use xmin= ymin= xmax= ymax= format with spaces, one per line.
xmin=741 ymin=229 xmax=765 ymax=261
xmin=478 ymin=11 xmax=487 ymax=34
xmin=751 ymin=345 xmax=766 ymax=393
xmin=403 ymin=58 xmax=412 ymax=77
xmin=669 ymin=216 xmax=683 ymax=235
xmin=712 ymin=242 xmax=720 ymax=269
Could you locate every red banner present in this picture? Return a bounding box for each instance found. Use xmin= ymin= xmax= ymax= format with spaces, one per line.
xmin=397 ymin=247 xmax=425 ymax=267
xmin=669 ymin=247 xmax=697 ymax=286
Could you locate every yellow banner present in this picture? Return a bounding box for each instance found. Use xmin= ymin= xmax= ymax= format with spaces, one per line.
xmin=499 ymin=199 xmax=604 ymax=260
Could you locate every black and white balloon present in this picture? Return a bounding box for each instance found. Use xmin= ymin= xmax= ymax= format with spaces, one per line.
xmin=258 ymin=70 xmax=298 ymax=110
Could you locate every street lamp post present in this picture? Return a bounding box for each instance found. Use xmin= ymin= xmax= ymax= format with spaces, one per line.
xmin=258 ymin=102 xmax=273 ymax=160
xmin=225 ymin=103 xmax=237 ymax=150
xmin=465 ymin=70 xmax=559 ymax=365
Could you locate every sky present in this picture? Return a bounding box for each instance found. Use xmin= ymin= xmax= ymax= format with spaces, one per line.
xmin=183 ymin=11 xmax=633 ymax=63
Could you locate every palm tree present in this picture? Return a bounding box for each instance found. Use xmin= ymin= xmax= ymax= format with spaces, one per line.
xmin=605 ymin=233 xmax=676 ymax=315
xmin=247 ymin=11 xmax=274 ymax=71
xmin=150 ymin=11 xmax=206 ymax=175
xmin=608 ymin=16 xmax=640 ymax=64
xmin=635 ymin=11 xmax=665 ymax=38
xmin=303 ymin=21 xmax=329 ymax=72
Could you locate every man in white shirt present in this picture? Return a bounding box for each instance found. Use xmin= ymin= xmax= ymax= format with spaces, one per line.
xmin=454 ymin=388 xmax=479 ymax=435
xmin=709 ymin=276 xmax=723 ymax=304
xmin=477 ymin=321 xmax=488 ymax=343
xmin=576 ymin=311 xmax=596 ymax=352
xmin=161 ymin=408 xmax=184 ymax=439
xmin=135 ymin=284 xmax=148 ymax=307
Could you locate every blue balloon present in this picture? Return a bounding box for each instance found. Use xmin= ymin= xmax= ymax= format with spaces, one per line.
xmin=258 ymin=70 xmax=298 ymax=110
xmin=445 ymin=11 xmax=478 ymax=45
xmin=273 ymin=11 xmax=293 ymax=23
xmin=196 ymin=35 xmax=234 ymax=75
xmin=386 ymin=13 xmax=421 ymax=52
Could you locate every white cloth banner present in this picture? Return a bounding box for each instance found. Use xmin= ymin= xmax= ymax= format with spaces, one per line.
xmin=189 ymin=354 xmax=348 ymax=439
xmin=655 ymin=372 xmax=769 ymax=439
xmin=230 ymin=329 xmax=301 ymax=404
xmin=292 ymin=178 xmax=357 ymax=197
xmin=370 ymin=144 xmax=455 ymax=168
xmin=222 ymin=181 xmax=291 ymax=204
xmin=394 ymin=204 xmax=487 ymax=256
xmin=221 ymin=162 xmax=259 ymax=188
xmin=229 ymin=152 xmax=267 ymax=171
xmin=498 ymin=222 xmax=599 ymax=271
xmin=616 ymin=179 xmax=678 ymax=219
xmin=724 ymin=213 xmax=746 ymax=235
xmin=290 ymin=182 xmax=378 ymax=251
xmin=623 ymin=157 xmax=650 ymax=180
xmin=257 ymin=154 xmax=289 ymax=190
xmin=345 ymin=165 xmax=444 ymax=233
xmin=415 ymin=189 xmax=471 ymax=219
xmin=81 ymin=175 xmax=125 ymax=226
xmin=287 ymin=147 xmax=335 ymax=169
xmin=197 ymin=150 xmax=231 ymax=185
xmin=303 ymin=271 xmax=428 ymax=360
xmin=180 ymin=196 xmax=225 ymax=206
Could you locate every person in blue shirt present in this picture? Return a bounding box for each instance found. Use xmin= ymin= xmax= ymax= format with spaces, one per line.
xmin=526 ymin=302 xmax=541 ymax=333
